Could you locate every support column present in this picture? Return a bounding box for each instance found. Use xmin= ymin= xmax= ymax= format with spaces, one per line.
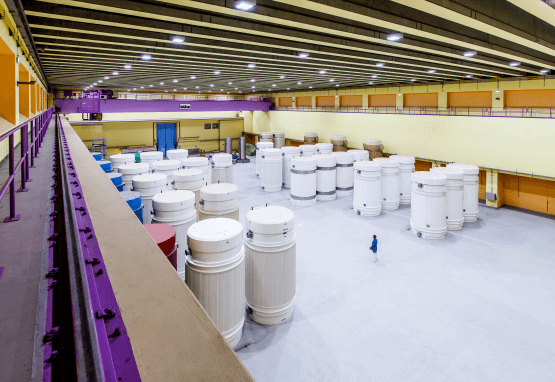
xmin=362 ymin=93 xmax=369 ymax=108
xmin=396 ymin=93 xmax=403 ymax=110
xmin=31 ymin=78 xmax=37 ymax=114
xmin=311 ymin=96 xmax=316 ymax=108
xmin=335 ymin=95 xmax=340 ymax=107
xmin=485 ymin=169 xmax=504 ymax=208
xmin=19 ymin=65 xmax=30 ymax=117
xmin=438 ymin=90 xmax=448 ymax=110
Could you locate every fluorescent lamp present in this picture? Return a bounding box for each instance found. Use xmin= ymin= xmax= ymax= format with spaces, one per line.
xmin=329 ymin=79 xmax=335 ymax=82
xmin=173 ymin=79 xmax=178 ymax=82
xmin=272 ymin=84 xmax=276 ymax=87
xmin=509 ymin=61 xmax=520 ymax=67
xmin=371 ymin=75 xmax=378 ymax=79
xmin=376 ymin=63 xmax=384 ymax=67
xmin=319 ymin=70 xmax=326 ymax=74
xmin=190 ymin=75 xmax=196 ymax=79
xmin=184 ymin=87 xmax=188 ymax=90
xmin=247 ymin=63 xmax=256 ymax=69
xmin=160 ymin=82 xmax=164 ymax=85
xmin=466 ymin=75 xmax=472 ymax=78
xmin=411 ymin=78 xmax=416 ymax=82
xmin=104 ymin=76 xmax=109 ymax=80
xmin=214 ymin=71 xmax=220 ymax=75
xmin=540 ymin=69 xmax=549 ymax=74
xmin=172 ymin=36 xmax=185 ymax=43
xmin=335 ymin=84 xmax=339 ymax=87
xmin=251 ymin=79 xmax=255 ymax=82
xmin=236 ymin=1 xmax=255 ymax=11
xmin=141 ymin=54 xmax=152 ymax=60
xmin=298 ymin=53 xmax=309 ymax=58
xmin=133 ymin=88 xmax=137 ymax=90
xmin=463 ymin=50 xmax=477 ymax=57
xmin=309 ymin=86 xmax=313 ymax=88
xmin=112 ymin=71 xmax=119 ymax=75
xmin=210 ymin=84 xmax=214 ymax=87
xmin=98 ymin=80 xmax=103 ymax=83
xmin=398 ymin=93 xmax=401 ymax=96
xmin=195 ymin=86 xmax=199 ymax=89
xmin=140 ymin=86 xmax=144 ymax=89
xmin=279 ymin=75 xmax=285 ymax=79
xmin=228 ymin=82 xmax=233 ymax=85
xmin=287 ymin=88 xmax=290 ymax=90
xmin=93 ymin=82 xmax=98 ymax=85
xmin=235 ymin=87 xmax=238 ymax=90
xmin=428 ymin=70 xmax=436 ymax=74
xmin=368 ymin=82 xmax=374 ymax=85
xmin=124 ymin=65 xmax=132 ymax=69
xmin=149 ymin=85 xmax=153 ymax=87
xmin=386 ymin=33 xmax=403 ymax=41
xmin=252 ymin=86 xmax=256 ymax=88
xmin=297 ymin=82 xmax=302 ymax=85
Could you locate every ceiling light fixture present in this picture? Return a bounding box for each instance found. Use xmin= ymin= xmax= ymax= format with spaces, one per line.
xmin=93 ymin=82 xmax=97 ymax=85
xmin=272 ymin=84 xmax=276 ymax=87
xmin=411 ymin=78 xmax=416 ymax=82
xmin=98 ymin=80 xmax=103 ymax=83
xmin=190 ymin=75 xmax=196 ymax=79
xmin=287 ymin=88 xmax=290 ymax=90
xmin=173 ymin=79 xmax=178 ymax=82
xmin=466 ymin=75 xmax=472 ymax=78
xmin=368 ymin=82 xmax=374 ymax=85
xmin=252 ymin=86 xmax=256 ymax=88
xmin=335 ymin=84 xmax=339 ymax=87
xmin=124 ymin=65 xmax=132 ymax=69
xmin=195 ymin=86 xmax=199 ymax=89
xmin=371 ymin=75 xmax=378 ymax=79
xmin=540 ymin=69 xmax=549 ymax=74
xmin=112 ymin=71 xmax=119 ymax=75
xmin=133 ymin=88 xmax=137 ymax=90
xmin=104 ymin=76 xmax=109 ymax=80
xmin=214 ymin=71 xmax=220 ymax=75
xmin=183 ymin=87 xmax=188 ymax=90
xmin=376 ymin=62 xmax=384 ymax=67
xmin=149 ymin=85 xmax=153 ymax=87
xmin=297 ymin=82 xmax=302 ymax=85
xmin=386 ymin=32 xmax=403 ymax=41
xmin=210 ymin=84 xmax=214 ymax=87
xmin=141 ymin=53 xmax=152 ymax=60
xmin=298 ymin=53 xmax=309 ymax=58
xmin=160 ymin=82 xmax=164 ymax=85
xmin=141 ymin=86 xmax=144 ymax=89
xmin=309 ymin=86 xmax=313 ymax=89
xmin=236 ymin=0 xmax=256 ymax=11
xmin=428 ymin=70 xmax=436 ymax=74
xmin=319 ymin=70 xmax=326 ymax=74
xmin=463 ymin=50 xmax=477 ymax=57
xmin=329 ymin=79 xmax=335 ymax=82
xmin=171 ymin=36 xmax=185 ymax=43
xmin=279 ymin=75 xmax=285 ymax=79
xmin=509 ymin=61 xmax=520 ymax=67
xmin=247 ymin=63 xmax=256 ymax=69
xmin=235 ymin=87 xmax=238 ymax=90
xmin=228 ymin=82 xmax=233 ymax=85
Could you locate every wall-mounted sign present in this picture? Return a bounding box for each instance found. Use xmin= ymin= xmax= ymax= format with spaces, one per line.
xmin=204 ymin=123 xmax=211 ymax=129
xmin=212 ymin=123 xmax=219 ymax=129
xmin=180 ymin=104 xmax=191 ymax=109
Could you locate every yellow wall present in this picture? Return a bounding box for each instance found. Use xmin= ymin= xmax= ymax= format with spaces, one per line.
xmin=258 ymin=111 xmax=555 ymax=178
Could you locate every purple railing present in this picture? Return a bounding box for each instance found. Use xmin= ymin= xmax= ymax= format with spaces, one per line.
xmin=0 ymin=108 xmax=54 ymax=222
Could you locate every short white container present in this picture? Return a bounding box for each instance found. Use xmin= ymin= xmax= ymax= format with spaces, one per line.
xmin=140 ymin=151 xmax=163 ymax=170
xmin=260 ymin=132 xmax=273 ymax=143
xmin=273 ymin=132 xmax=285 ymax=149
xmin=315 ymin=143 xmax=333 ymax=155
xmin=299 ymin=145 xmax=317 ymax=157
xmin=373 ymin=158 xmax=400 ymax=210
xmin=353 ymin=161 xmax=382 ymax=216
xmin=281 ymin=146 xmax=301 ymax=189
xmin=244 ymin=206 xmax=296 ymax=325
xmin=110 ymin=153 xmax=135 ymax=173
xmin=256 ymin=142 xmax=274 ymax=178
xmin=290 ymin=157 xmax=317 ymax=206
xmin=314 ymin=154 xmax=336 ymax=201
xmin=211 ymin=153 xmax=233 ymax=184
xmin=182 ymin=157 xmax=210 ymax=185
xmin=389 ymin=155 xmax=416 ymax=204
xmin=447 ymin=163 xmax=480 ymax=222
xmin=131 ymin=173 xmax=167 ymax=224
xmin=410 ymin=171 xmax=447 ymax=239
xmin=173 ymin=169 xmax=204 ymax=213
xmin=185 ymin=218 xmax=245 ymax=347
xmin=152 ymin=160 xmax=181 ymax=190
xmin=166 ymin=149 xmax=188 ymax=162
xmin=304 ymin=132 xmax=318 ymax=143
xmin=431 ymin=167 xmax=465 ymax=230
xmin=332 ymin=152 xmax=354 ymax=197
xmin=151 ymin=190 xmax=197 ymax=280
xmin=118 ymin=163 xmax=149 ymax=191
xmin=348 ymin=149 xmax=370 ymax=162
xmin=199 ymin=183 xmax=239 ymax=221
xmin=261 ymin=148 xmax=282 ymax=192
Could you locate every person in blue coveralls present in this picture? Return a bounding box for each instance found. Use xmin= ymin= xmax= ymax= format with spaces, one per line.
xmin=370 ymin=235 xmax=378 ymax=262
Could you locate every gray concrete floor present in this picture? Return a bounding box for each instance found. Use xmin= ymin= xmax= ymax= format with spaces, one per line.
xmin=233 ymin=157 xmax=555 ymax=382
xmin=0 ymin=123 xmax=54 ymax=382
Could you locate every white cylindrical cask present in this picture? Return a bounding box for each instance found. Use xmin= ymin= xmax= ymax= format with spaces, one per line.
xmin=447 ymin=163 xmax=480 ymax=222
xmin=410 ymin=172 xmax=447 ymax=239
xmin=199 ymin=183 xmax=239 ymax=221
xmin=348 ymin=149 xmax=369 ymax=162
xmin=332 ymin=152 xmax=354 ymax=197
xmin=118 ymin=163 xmax=149 ymax=191
xmin=281 ymin=146 xmax=300 ymax=189
xmin=273 ymin=132 xmax=285 ymax=149
xmin=431 ymin=167 xmax=465 ymax=230
xmin=166 ymin=149 xmax=188 ymax=162
xmin=304 ymin=132 xmax=318 ymax=143
xmin=173 ymin=168 xmax=204 ymax=213
xmin=152 ymin=160 xmax=181 ymax=190
xmin=110 ymin=153 xmax=135 ymax=173
xmin=315 ymin=143 xmax=333 ymax=155
xmin=260 ymin=132 xmax=273 ymax=143
xmin=373 ymin=158 xmax=400 ymax=210
xmin=389 ymin=155 xmax=416 ymax=205
xmin=353 ymin=161 xmax=382 ymax=216
xmin=314 ymin=154 xmax=336 ymax=201
xmin=245 ymin=206 xmax=296 ymax=325
xmin=256 ymin=142 xmax=274 ymax=178
xmin=131 ymin=173 xmax=167 ymax=224
xmin=211 ymin=153 xmax=233 ymax=184
xmin=299 ymin=145 xmax=317 ymax=157
xmin=290 ymin=157 xmax=317 ymax=206
xmin=151 ymin=190 xmax=197 ymax=280
xmin=182 ymin=157 xmax=210 ymax=185
xmin=260 ymin=148 xmax=282 ymax=192
xmin=186 ymin=218 xmax=245 ymax=347
xmin=140 ymin=151 xmax=163 ymax=170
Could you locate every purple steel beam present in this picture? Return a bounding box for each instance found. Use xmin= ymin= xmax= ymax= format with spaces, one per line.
xmin=57 ymin=114 xmax=141 ymax=382
xmin=55 ymin=98 xmax=271 ymax=114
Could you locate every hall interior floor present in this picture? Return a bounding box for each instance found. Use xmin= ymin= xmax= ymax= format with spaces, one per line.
xmin=232 ymin=157 xmax=555 ymax=382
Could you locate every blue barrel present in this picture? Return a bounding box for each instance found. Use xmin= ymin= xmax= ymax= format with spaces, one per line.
xmin=92 ymin=152 xmax=102 ymax=161
xmin=120 ymin=191 xmax=143 ymax=224
xmin=98 ymin=160 xmax=111 ymax=173
xmin=107 ymin=172 xmax=123 ymax=188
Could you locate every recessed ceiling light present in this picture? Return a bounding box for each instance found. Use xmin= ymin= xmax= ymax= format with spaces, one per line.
xmin=210 ymin=84 xmax=214 ymax=87
xmin=368 ymin=82 xmax=374 ymax=85
xmin=141 ymin=54 xmax=152 ymax=60
xmin=463 ymin=50 xmax=477 ymax=57
xmin=428 ymin=70 xmax=436 ymax=74
xmin=287 ymin=88 xmax=290 ymax=90
xmin=141 ymin=86 xmax=144 ymax=89
xmin=98 ymin=80 xmax=103 ymax=83
xmin=309 ymin=86 xmax=313 ymax=88
xmin=272 ymin=84 xmax=276 ymax=87
xmin=171 ymin=79 xmax=178 ymax=83
xmin=160 ymin=82 xmax=164 ymax=85
xmin=195 ymin=86 xmax=199 ymax=89
xmin=386 ymin=32 xmax=403 ymax=41
xmin=112 ymin=71 xmax=119 ymax=75
xmin=247 ymin=63 xmax=256 ymax=69
xmin=104 ymin=76 xmax=109 ymax=80
xmin=279 ymin=75 xmax=285 ymax=79
xmin=251 ymin=79 xmax=255 ymax=82
xmin=133 ymin=88 xmax=137 ymax=90
xmin=540 ymin=69 xmax=549 ymax=74
xmin=335 ymin=84 xmax=339 ymax=87
xmin=236 ymin=1 xmax=255 ymax=11
xmin=235 ymin=87 xmax=238 ymax=90
xmin=149 ymin=85 xmax=153 ymax=87
xmin=376 ymin=63 xmax=384 ymax=67
xmin=183 ymin=87 xmax=188 ymax=90
xmin=124 ymin=64 xmax=132 ymax=69
xmin=252 ymin=86 xmax=256 ymax=88
xmin=465 ymin=75 xmax=472 ymax=78
xmin=190 ymin=75 xmax=196 ymax=79
xmin=371 ymin=75 xmax=378 ymax=79
xmin=411 ymin=78 xmax=416 ymax=82
xmin=214 ymin=71 xmax=220 ymax=75
xmin=173 ymin=89 xmax=177 ymax=91
xmin=319 ymin=70 xmax=326 ymax=74
xmin=172 ymin=36 xmax=185 ymax=43
xmin=329 ymin=79 xmax=335 ymax=82
xmin=298 ymin=53 xmax=309 ymax=58
xmin=297 ymin=82 xmax=302 ymax=85
xmin=228 ymin=82 xmax=233 ymax=85
xmin=509 ymin=61 xmax=520 ymax=67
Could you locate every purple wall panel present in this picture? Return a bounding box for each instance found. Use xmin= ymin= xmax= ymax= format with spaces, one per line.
xmin=55 ymin=99 xmax=271 ymax=114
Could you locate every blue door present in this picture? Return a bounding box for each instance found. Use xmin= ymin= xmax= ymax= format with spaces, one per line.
xmin=156 ymin=123 xmax=177 ymax=155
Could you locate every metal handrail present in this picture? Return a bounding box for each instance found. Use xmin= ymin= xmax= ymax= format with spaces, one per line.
xmin=0 ymin=108 xmax=54 ymax=222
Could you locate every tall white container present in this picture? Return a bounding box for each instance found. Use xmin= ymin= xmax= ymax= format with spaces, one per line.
xmin=410 ymin=172 xmax=447 ymax=239
xmin=151 ymin=190 xmax=197 ymax=281
xmin=173 ymin=168 xmax=204 ymax=213
xmin=118 ymin=163 xmax=149 ymax=191
xmin=131 ymin=173 xmax=167 ymax=224
xmin=182 ymin=157 xmax=210 ymax=185
xmin=315 ymin=143 xmax=333 ymax=155
xmin=152 ymin=160 xmax=181 ymax=190
xmin=244 ymin=206 xmax=296 ymax=325
xmin=353 ymin=161 xmax=382 ymax=216
xmin=299 ymin=145 xmax=317 ymax=157
xmin=185 ymin=218 xmax=245 ymax=347
xmin=314 ymin=154 xmax=336 ymax=201
xmin=211 ymin=153 xmax=233 ymax=184
xmin=166 ymin=149 xmax=188 ymax=162
xmin=256 ymin=142 xmax=274 ymax=178
xmin=281 ymin=146 xmax=300 ymax=189
xmin=260 ymin=132 xmax=273 ymax=143
xmin=348 ymin=149 xmax=369 ymax=162
xmin=140 ymin=151 xmax=163 ymax=170
xmin=389 ymin=155 xmax=416 ymax=205
xmin=273 ymin=132 xmax=285 ymax=149
xmin=110 ymin=153 xmax=135 ymax=173
xmin=447 ymin=163 xmax=480 ymax=222
xmin=199 ymin=183 xmax=239 ymax=221
xmin=373 ymin=158 xmax=400 ymax=210
xmin=290 ymin=157 xmax=317 ymax=206
xmin=261 ymin=148 xmax=282 ymax=192
xmin=333 ymin=152 xmax=354 ymax=197
xmin=431 ymin=167 xmax=465 ymax=230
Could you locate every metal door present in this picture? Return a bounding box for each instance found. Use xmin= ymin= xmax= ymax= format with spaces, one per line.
xmin=156 ymin=123 xmax=177 ymax=155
